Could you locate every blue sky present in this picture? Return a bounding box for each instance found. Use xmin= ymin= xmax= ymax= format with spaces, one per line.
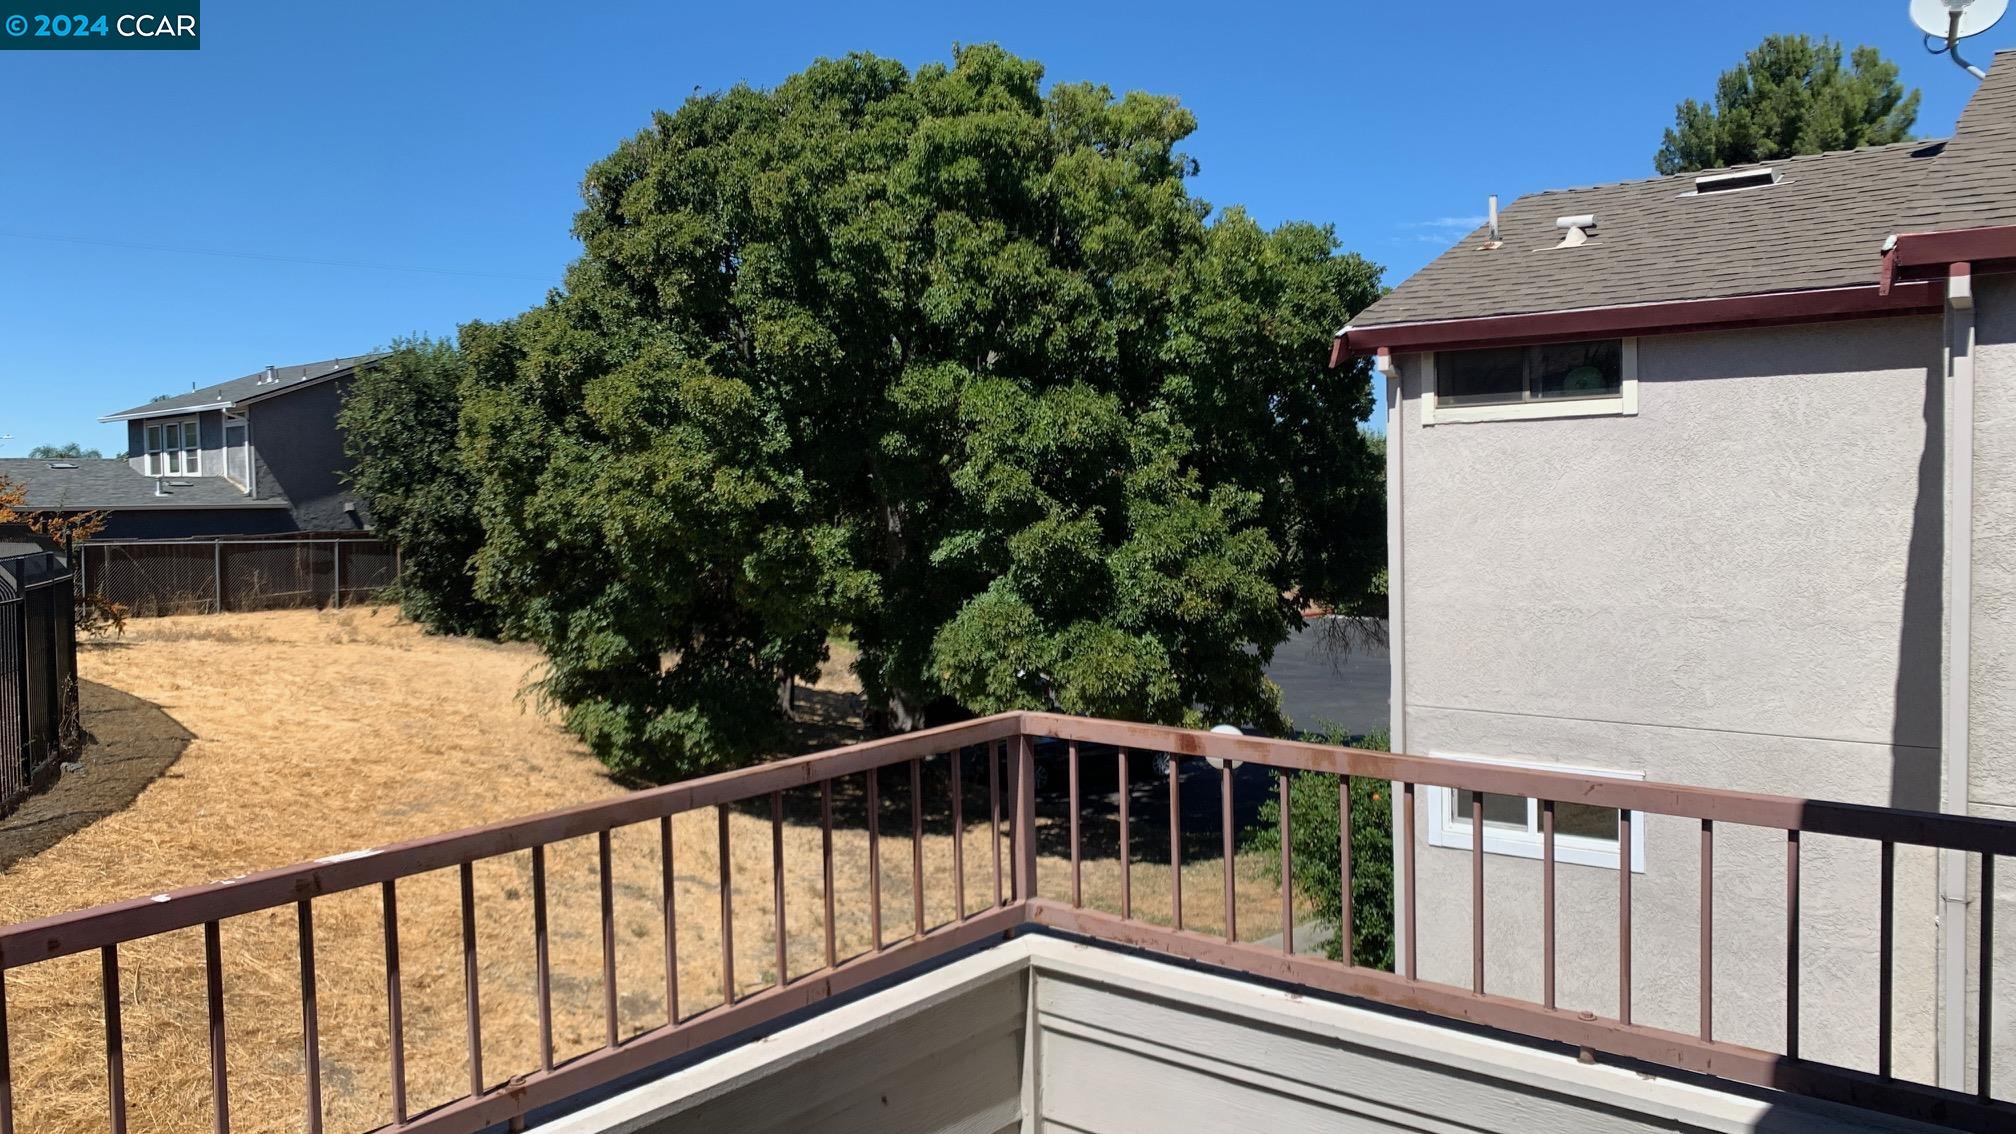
xmin=0 ymin=1 xmax=2003 ymax=455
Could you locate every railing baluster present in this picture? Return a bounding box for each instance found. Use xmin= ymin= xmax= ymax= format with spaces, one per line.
xmin=989 ymin=742 xmax=1004 ymax=908
xmin=204 ymin=920 xmax=229 ymax=1133
xmin=1222 ymin=761 xmax=1236 ymax=943
xmin=660 ymin=818 xmax=679 ymax=1026
xmin=718 ymin=804 xmax=735 ymax=1004
xmin=774 ymin=790 xmax=790 ymax=982
xmin=1169 ymin=753 xmax=1183 ymax=931
xmin=1070 ymin=742 xmax=1083 ymax=908
xmin=1542 ymin=800 xmax=1555 ymax=1010
xmin=910 ymin=760 xmax=925 ymax=939
xmin=868 ymin=767 xmax=883 ymax=949
xmin=598 ymin=830 xmax=618 ymax=1047
xmin=950 ymin=751 xmax=966 ymax=923
xmin=532 ymin=846 xmax=553 ymax=1071
xmin=1119 ymin=748 xmax=1132 ymax=919
xmin=0 ymin=968 xmax=13 ymax=1134
xmin=1339 ymin=775 xmax=1353 ymax=966
xmin=297 ymin=901 xmax=322 ymax=1134
xmin=382 ymin=880 xmax=407 ymax=1124
xmin=1879 ymin=839 xmax=1894 ymax=1079
xmin=460 ymin=861 xmax=484 ymax=1093
xmin=1619 ymin=809 xmax=1633 ymax=1024
xmin=1786 ymin=828 xmax=1799 ymax=1059
xmin=1979 ymin=853 xmax=1994 ymax=1101
xmin=1700 ymin=819 xmax=1714 ymax=1042
xmin=821 ymin=780 xmax=838 ymax=967
xmin=1014 ymin=736 xmax=1037 ymax=904
xmin=1403 ymin=781 xmax=1417 ymax=980
xmin=1280 ymin=771 xmax=1293 ymax=954
xmin=103 ymin=944 xmax=126 ymax=1134
xmin=1471 ymin=790 xmax=1485 ymax=993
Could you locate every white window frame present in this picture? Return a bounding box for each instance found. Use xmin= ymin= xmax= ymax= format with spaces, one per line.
xmin=1421 ymin=338 xmax=1638 ymax=425
xmin=144 ymin=417 xmax=202 ymax=477
xmin=1424 ymin=751 xmax=1647 ymax=873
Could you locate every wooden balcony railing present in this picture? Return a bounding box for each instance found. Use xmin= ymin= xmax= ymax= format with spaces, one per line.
xmin=0 ymin=712 xmax=2008 ymax=1132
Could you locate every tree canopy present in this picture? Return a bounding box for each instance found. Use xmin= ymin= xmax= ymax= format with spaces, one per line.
xmin=450 ymin=45 xmax=1383 ymax=778
xmin=1655 ymin=34 xmax=1920 ymax=175
xmin=28 ymin=443 xmax=101 ymax=459
xmin=339 ymin=339 xmax=501 ymax=638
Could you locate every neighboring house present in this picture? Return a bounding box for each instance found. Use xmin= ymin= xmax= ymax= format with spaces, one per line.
xmin=0 ymin=354 xmax=382 ymax=539
xmin=1335 ymin=51 xmax=2016 ymax=1096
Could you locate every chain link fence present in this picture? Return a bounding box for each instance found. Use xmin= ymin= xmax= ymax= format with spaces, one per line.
xmin=78 ymin=535 xmax=398 ymax=618
xmin=1 ymin=551 xmax=79 ymax=817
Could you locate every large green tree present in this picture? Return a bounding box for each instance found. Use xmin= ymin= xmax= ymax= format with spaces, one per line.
xmin=461 ymin=46 xmax=1384 ymax=778
xmin=340 ymin=338 xmax=501 ymax=638
xmin=1655 ymin=34 xmax=1920 ymax=175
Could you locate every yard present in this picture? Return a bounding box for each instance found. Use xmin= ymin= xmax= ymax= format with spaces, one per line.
xmin=0 ymin=608 xmax=1284 ymax=1133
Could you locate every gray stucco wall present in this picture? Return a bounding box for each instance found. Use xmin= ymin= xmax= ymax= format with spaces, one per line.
xmin=246 ymin=378 xmax=369 ymax=531
xmin=1393 ymin=316 xmax=1947 ymax=1081
xmin=1964 ymin=275 xmax=2016 ymax=1090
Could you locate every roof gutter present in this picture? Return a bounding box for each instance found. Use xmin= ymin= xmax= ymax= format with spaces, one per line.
xmin=99 ymin=401 xmax=234 ymax=423
xmin=1332 ymin=280 xmax=1943 ymax=361
xmin=1881 ymin=225 xmax=2016 ymax=295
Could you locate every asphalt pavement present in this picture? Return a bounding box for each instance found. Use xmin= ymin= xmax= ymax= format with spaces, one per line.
xmin=1263 ymin=617 xmax=1389 ymax=741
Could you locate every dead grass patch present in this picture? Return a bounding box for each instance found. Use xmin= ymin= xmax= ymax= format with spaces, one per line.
xmin=0 ymin=608 xmax=1279 ymax=1132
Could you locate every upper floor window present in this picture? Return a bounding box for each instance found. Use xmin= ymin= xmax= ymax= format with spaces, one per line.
xmin=144 ymin=418 xmax=200 ymax=476
xmin=1423 ymin=338 xmax=1637 ymax=425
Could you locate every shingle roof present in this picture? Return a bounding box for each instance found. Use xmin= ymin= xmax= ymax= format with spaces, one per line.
xmin=102 ymin=353 xmax=386 ymax=421
xmin=1354 ymin=49 xmax=2016 ymax=329
xmin=0 ymin=459 xmax=290 ymax=511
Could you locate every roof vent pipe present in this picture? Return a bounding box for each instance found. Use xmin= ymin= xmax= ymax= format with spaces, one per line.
xmin=264 ymin=364 xmax=277 ymax=383
xmin=1487 ymin=194 xmax=1500 ymax=243
xmin=1554 ymin=214 xmax=1597 ymax=248
xmin=154 ymin=476 xmax=166 ymax=497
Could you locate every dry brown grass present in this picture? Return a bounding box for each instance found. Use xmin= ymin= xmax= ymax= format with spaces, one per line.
xmin=0 ymin=608 xmax=1281 ymax=1133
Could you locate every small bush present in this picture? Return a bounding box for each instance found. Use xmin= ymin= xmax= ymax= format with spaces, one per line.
xmin=1248 ymin=723 xmax=1394 ymax=969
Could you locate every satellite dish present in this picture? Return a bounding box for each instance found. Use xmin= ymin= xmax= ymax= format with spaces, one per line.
xmin=1912 ymin=0 xmax=2007 ymax=40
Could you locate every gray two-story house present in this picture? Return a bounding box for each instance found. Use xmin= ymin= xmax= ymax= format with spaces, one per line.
xmin=1336 ymin=51 xmax=2015 ymax=1097
xmin=0 ymin=354 xmax=382 ymax=539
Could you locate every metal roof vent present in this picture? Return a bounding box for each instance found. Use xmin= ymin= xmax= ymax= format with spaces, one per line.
xmin=1554 ymin=214 xmax=1597 ymax=247
xmin=46 ymin=461 xmax=77 ymax=470
xmin=1690 ymin=167 xmax=1780 ymax=195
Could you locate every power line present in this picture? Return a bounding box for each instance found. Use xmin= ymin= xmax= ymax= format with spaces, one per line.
xmin=0 ymin=229 xmax=557 ymax=284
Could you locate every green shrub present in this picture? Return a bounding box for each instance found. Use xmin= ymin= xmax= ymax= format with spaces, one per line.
xmin=1248 ymin=724 xmax=1394 ymax=969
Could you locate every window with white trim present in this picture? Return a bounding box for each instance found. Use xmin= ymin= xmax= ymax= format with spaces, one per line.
xmin=1424 ymin=752 xmax=1646 ymax=872
xmin=1423 ymin=338 xmax=1638 ymax=425
xmin=144 ymin=418 xmax=201 ymax=476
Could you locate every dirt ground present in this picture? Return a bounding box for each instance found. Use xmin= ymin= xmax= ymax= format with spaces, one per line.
xmin=0 ymin=608 xmax=1281 ymax=1133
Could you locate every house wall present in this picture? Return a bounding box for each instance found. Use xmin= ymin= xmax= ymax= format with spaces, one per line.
xmin=93 ymin=508 xmax=298 ymax=540
xmin=567 ymin=955 xmax=1025 ymax=1134
xmin=246 ymin=378 xmax=368 ymax=531
xmin=550 ymin=938 xmax=1946 ymax=1134
xmin=1392 ymin=315 xmax=1947 ymax=1081
xmin=1964 ymin=274 xmax=2016 ymax=1091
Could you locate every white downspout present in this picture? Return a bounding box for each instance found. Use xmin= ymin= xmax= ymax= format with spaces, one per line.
xmin=1938 ymin=264 xmax=1976 ymax=1091
xmin=1377 ymin=347 xmax=1408 ymax=974
xmin=1380 ymin=347 xmax=1405 ymax=760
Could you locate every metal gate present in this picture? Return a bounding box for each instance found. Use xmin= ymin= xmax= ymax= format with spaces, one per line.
xmin=0 ymin=551 xmax=79 ymax=816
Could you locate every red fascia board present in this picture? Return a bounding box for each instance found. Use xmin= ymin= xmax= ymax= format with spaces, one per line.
xmin=1889 ymin=225 xmax=2016 ymax=268
xmin=1336 ymin=281 xmax=1943 ymax=359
